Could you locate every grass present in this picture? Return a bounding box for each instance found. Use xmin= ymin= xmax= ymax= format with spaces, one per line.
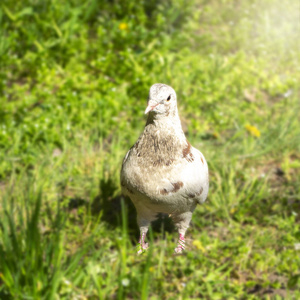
xmin=0 ymin=0 xmax=300 ymax=299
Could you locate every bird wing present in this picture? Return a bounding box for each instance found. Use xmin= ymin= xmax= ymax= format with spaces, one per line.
xmin=179 ymin=146 xmax=209 ymax=204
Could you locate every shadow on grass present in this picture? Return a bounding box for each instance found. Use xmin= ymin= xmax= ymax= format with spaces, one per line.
xmin=0 ymin=290 xmax=13 ymax=300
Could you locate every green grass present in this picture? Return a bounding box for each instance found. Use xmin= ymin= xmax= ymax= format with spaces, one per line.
xmin=0 ymin=0 xmax=300 ymax=299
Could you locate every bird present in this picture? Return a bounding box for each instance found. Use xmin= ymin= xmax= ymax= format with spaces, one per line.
xmin=120 ymin=83 xmax=209 ymax=254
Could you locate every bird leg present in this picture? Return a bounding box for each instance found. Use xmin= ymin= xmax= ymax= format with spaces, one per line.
xmin=136 ymin=208 xmax=157 ymax=255
xmin=174 ymin=233 xmax=186 ymax=254
xmin=172 ymin=211 xmax=193 ymax=254
xmin=137 ymin=229 xmax=149 ymax=254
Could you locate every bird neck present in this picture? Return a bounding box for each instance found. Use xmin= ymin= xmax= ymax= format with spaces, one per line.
xmin=146 ymin=108 xmax=180 ymax=125
xmin=145 ymin=109 xmax=185 ymax=140
xmin=135 ymin=109 xmax=187 ymax=167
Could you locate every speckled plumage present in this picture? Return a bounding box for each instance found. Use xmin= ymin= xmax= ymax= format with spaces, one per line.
xmin=120 ymin=83 xmax=209 ymax=254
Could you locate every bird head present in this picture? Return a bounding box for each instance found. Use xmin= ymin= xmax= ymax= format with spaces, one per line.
xmin=145 ymin=83 xmax=177 ymax=116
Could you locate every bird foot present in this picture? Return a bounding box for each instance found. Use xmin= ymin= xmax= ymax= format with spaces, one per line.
xmin=174 ymin=235 xmax=186 ymax=254
xmin=137 ymin=242 xmax=149 ymax=255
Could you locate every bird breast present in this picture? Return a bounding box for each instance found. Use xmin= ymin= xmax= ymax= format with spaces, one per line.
xmin=121 ymin=130 xmax=209 ymax=211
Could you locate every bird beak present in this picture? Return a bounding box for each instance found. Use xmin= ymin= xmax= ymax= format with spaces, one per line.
xmin=144 ymin=100 xmax=160 ymax=114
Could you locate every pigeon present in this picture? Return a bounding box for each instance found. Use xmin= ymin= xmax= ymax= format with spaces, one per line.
xmin=120 ymin=83 xmax=209 ymax=254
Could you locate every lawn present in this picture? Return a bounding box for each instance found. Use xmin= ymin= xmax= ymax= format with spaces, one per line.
xmin=0 ymin=0 xmax=299 ymax=299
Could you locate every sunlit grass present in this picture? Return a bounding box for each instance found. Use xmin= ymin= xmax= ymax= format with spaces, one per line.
xmin=0 ymin=0 xmax=300 ymax=298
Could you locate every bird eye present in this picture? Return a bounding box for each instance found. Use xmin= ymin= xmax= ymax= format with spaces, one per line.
xmin=167 ymin=95 xmax=171 ymax=101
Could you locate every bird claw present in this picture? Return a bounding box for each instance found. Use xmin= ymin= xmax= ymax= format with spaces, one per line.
xmin=174 ymin=238 xmax=186 ymax=254
xmin=174 ymin=247 xmax=184 ymax=254
xmin=136 ymin=242 xmax=149 ymax=255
